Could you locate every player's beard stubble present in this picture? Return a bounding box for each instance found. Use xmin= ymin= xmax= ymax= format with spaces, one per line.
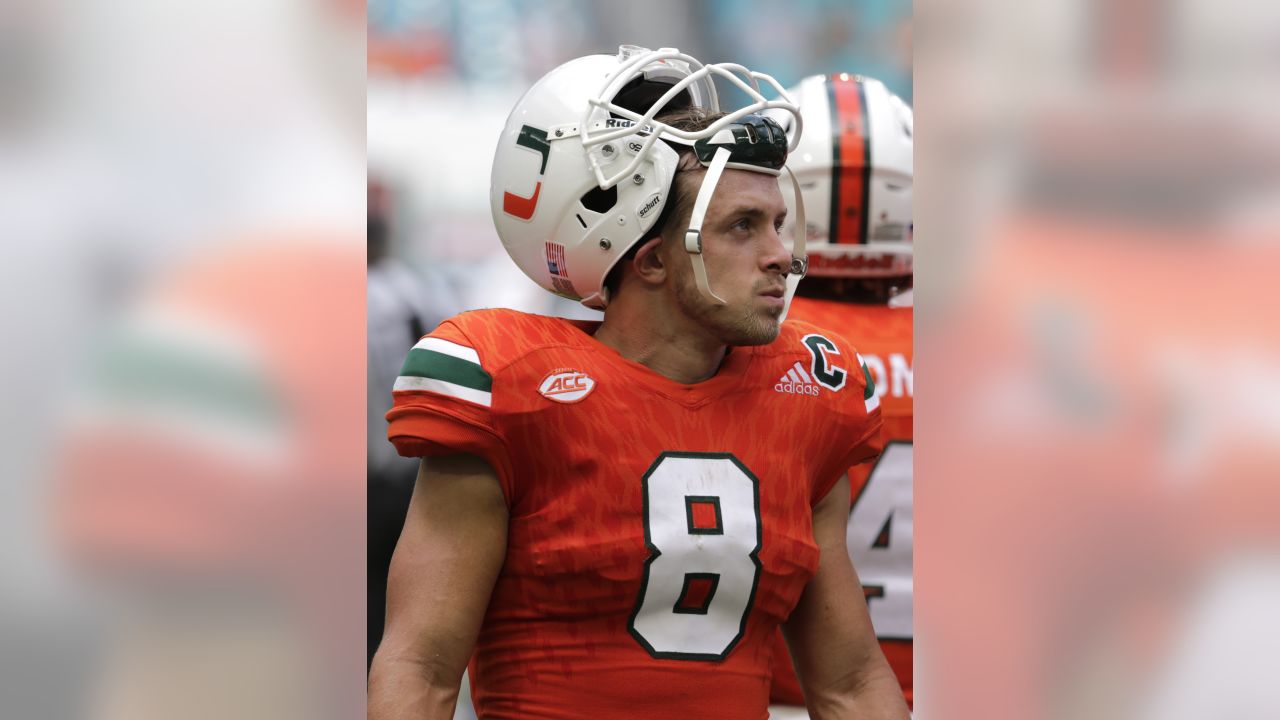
xmin=674 ymin=273 xmax=784 ymax=347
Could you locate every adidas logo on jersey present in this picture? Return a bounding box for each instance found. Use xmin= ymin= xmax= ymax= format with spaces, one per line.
xmin=775 ymin=362 xmax=822 ymax=396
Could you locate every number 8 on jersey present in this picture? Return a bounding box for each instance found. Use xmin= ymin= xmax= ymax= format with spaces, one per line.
xmin=628 ymin=452 xmax=763 ymax=661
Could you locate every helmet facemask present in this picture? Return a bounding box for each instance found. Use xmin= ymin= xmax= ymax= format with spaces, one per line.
xmin=490 ymin=46 xmax=808 ymax=310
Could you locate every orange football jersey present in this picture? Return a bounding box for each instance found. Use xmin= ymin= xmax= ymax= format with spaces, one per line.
xmin=386 ymin=308 xmax=883 ymax=720
xmin=770 ymin=296 xmax=914 ymax=709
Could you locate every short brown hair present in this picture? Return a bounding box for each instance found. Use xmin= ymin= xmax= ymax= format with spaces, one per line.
xmin=648 ymin=107 xmax=728 ymax=244
xmin=603 ymin=107 xmax=728 ymax=295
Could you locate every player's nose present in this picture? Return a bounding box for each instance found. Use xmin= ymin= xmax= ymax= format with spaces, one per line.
xmin=760 ymin=225 xmax=791 ymax=275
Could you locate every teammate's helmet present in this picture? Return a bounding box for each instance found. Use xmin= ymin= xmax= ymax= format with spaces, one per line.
xmin=771 ymin=74 xmax=912 ymax=278
xmin=490 ymin=45 xmax=802 ymax=308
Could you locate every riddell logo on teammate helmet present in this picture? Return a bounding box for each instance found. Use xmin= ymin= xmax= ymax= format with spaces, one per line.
xmin=808 ymin=253 xmax=898 ymax=272
xmin=539 ymin=369 xmax=596 ymax=403
xmin=775 ymin=362 xmax=821 ymax=396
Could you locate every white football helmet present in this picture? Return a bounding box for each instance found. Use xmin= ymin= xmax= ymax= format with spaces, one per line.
xmin=771 ymin=74 xmax=913 ymax=278
xmin=490 ymin=45 xmax=805 ymax=309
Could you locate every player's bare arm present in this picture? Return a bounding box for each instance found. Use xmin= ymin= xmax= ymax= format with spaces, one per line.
xmin=368 ymin=454 xmax=508 ymax=720
xmin=783 ymin=474 xmax=910 ymax=719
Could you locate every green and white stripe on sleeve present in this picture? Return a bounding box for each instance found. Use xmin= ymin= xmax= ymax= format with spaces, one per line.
xmin=394 ymin=337 xmax=493 ymax=407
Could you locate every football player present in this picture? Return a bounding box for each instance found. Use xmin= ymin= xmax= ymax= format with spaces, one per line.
xmin=368 ymin=47 xmax=909 ymax=720
xmin=767 ymin=73 xmax=915 ymax=714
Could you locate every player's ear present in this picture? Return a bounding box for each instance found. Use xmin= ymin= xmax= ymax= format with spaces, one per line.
xmin=631 ymin=236 xmax=666 ymax=286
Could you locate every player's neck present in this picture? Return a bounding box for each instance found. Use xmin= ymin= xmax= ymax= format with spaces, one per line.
xmin=594 ymin=295 xmax=727 ymax=385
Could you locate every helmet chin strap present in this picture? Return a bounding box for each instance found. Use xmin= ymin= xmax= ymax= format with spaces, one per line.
xmin=683 ymin=147 xmax=731 ymax=304
xmin=683 ymin=149 xmax=808 ymax=308
xmin=779 ymin=164 xmax=806 ymax=322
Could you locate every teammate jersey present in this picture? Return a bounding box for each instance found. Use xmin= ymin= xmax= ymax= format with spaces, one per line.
xmin=769 ymin=296 xmax=914 ymax=709
xmin=386 ymin=308 xmax=883 ymax=720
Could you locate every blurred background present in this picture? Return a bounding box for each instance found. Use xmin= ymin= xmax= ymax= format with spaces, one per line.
xmin=5 ymin=0 xmax=1280 ymax=717
xmin=2 ymin=0 xmax=365 ymax=718
xmin=915 ymin=0 xmax=1280 ymax=718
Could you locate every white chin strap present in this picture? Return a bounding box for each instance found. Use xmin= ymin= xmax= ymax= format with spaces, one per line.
xmin=683 ymin=147 xmax=732 ymax=304
xmin=683 ymin=148 xmax=807 ymax=308
xmin=778 ymin=164 xmax=806 ymax=322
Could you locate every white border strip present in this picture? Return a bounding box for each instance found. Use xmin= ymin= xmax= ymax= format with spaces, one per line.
xmin=394 ymin=375 xmax=492 ymax=408
xmin=412 ymin=337 xmax=481 ymax=366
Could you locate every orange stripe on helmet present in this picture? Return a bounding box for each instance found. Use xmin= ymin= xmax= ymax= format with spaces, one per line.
xmin=828 ymin=74 xmax=871 ymax=245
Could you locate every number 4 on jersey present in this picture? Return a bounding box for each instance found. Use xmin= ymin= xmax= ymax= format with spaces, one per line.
xmin=848 ymin=441 xmax=912 ymax=640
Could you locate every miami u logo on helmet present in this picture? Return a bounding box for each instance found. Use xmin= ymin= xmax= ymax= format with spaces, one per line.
xmin=503 ymin=125 xmax=552 ymax=220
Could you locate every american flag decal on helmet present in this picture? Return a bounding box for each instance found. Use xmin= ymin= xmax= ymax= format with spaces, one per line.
xmin=545 ymin=242 xmax=566 ymax=276
xmin=544 ymin=242 xmax=578 ymax=297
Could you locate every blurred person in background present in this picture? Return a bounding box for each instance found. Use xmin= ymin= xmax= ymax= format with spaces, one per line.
xmin=367 ymin=177 xmax=462 ymax=667
xmin=369 ymin=46 xmax=907 ymax=720
xmin=43 ymin=0 xmax=366 ymax=718
xmin=53 ymin=239 xmax=366 ymax=720
xmin=912 ymin=0 xmax=1280 ymax=717
xmin=0 ymin=3 xmax=140 ymax=717
xmin=765 ymin=73 xmax=914 ymax=717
